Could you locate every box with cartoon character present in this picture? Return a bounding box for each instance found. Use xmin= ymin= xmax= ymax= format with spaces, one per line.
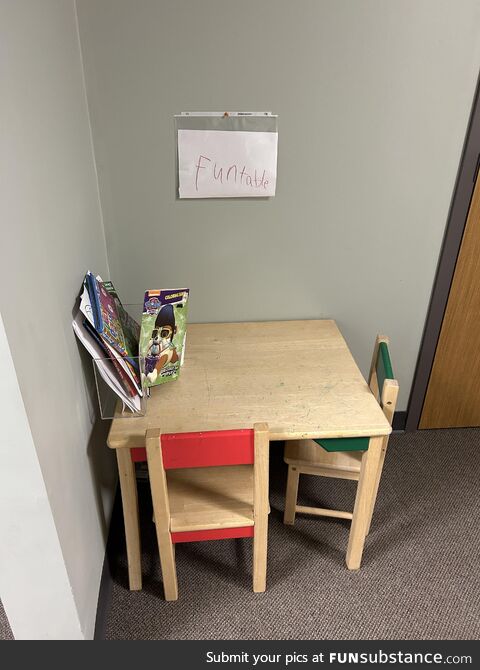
xmin=140 ymin=289 xmax=189 ymax=387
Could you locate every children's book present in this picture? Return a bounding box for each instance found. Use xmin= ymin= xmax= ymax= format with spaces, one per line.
xmin=102 ymin=280 xmax=140 ymax=360
xmin=72 ymin=311 xmax=142 ymax=413
xmin=79 ymin=276 xmax=95 ymax=327
xmin=83 ymin=318 xmax=140 ymax=397
xmin=140 ymin=289 xmax=189 ymax=387
xmin=86 ymin=272 xmax=128 ymax=357
xmin=77 ymin=272 xmax=142 ymax=397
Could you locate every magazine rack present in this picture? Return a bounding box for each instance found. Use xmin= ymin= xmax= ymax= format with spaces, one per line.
xmin=92 ymin=355 xmax=148 ymax=420
xmin=89 ymin=302 xmax=188 ymax=420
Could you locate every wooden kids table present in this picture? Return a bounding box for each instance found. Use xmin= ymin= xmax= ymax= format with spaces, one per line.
xmin=107 ymin=320 xmax=392 ymax=590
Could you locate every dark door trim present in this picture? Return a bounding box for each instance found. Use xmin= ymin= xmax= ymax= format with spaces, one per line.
xmin=406 ymin=73 xmax=480 ymax=431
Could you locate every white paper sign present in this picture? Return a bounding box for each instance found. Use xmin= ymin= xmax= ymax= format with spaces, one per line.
xmin=178 ymin=129 xmax=278 ymax=198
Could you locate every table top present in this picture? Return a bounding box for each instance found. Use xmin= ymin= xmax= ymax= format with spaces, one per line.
xmin=107 ymin=320 xmax=392 ymax=450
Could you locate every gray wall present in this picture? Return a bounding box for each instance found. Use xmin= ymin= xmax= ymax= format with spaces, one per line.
xmin=76 ymin=0 xmax=480 ymax=409
xmin=0 ymin=0 xmax=116 ymax=638
xmin=0 ymin=314 xmax=84 ymax=639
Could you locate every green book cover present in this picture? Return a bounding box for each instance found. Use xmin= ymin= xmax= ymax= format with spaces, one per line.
xmin=140 ymin=289 xmax=189 ymax=387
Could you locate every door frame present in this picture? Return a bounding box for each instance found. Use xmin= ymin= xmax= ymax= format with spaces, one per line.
xmin=406 ymin=73 xmax=480 ymax=431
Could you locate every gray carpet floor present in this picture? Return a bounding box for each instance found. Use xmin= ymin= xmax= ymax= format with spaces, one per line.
xmin=103 ymin=428 xmax=480 ymax=640
xmin=3 ymin=429 xmax=477 ymax=640
xmin=0 ymin=600 xmax=13 ymax=640
xmin=104 ymin=428 xmax=480 ymax=640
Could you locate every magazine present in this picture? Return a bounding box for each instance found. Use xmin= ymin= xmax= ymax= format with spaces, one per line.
xmin=83 ymin=319 xmax=140 ymax=398
xmin=86 ymin=272 xmax=128 ymax=357
xmin=73 ymin=275 xmax=189 ymax=414
xmin=140 ymin=289 xmax=189 ymax=387
xmin=80 ymin=273 xmax=142 ymax=391
xmin=74 ymin=272 xmax=143 ymax=413
xmin=72 ymin=312 xmax=142 ymax=413
xmin=102 ymin=280 xmax=140 ymax=360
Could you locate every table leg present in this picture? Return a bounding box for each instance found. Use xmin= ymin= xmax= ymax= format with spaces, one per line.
xmin=116 ymin=448 xmax=142 ymax=590
xmin=346 ymin=435 xmax=383 ymax=570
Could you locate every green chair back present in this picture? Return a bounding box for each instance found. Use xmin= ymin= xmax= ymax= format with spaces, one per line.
xmin=376 ymin=341 xmax=394 ymax=401
xmin=314 ymin=339 xmax=395 ymax=453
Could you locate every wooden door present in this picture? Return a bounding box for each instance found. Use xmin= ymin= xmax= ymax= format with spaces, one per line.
xmin=420 ymin=171 xmax=480 ymax=428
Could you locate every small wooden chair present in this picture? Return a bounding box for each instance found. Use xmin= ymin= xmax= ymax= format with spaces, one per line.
xmin=145 ymin=423 xmax=270 ymax=600
xmin=283 ymin=335 xmax=398 ymax=568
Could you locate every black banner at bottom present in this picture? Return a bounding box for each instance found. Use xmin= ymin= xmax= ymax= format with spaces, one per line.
xmin=1 ymin=639 xmax=478 ymax=666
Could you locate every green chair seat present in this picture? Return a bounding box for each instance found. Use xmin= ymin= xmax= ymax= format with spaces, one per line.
xmin=314 ymin=436 xmax=370 ymax=452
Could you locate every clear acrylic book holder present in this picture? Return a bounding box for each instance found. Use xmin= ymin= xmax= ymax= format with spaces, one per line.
xmin=92 ymin=354 xmax=148 ymax=420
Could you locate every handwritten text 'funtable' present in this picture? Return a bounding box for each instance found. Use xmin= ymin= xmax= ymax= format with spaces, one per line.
xmin=194 ymin=155 xmax=269 ymax=193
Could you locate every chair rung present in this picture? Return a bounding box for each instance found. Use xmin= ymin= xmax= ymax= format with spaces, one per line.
xmin=295 ymin=505 xmax=353 ymax=521
xmin=171 ymin=526 xmax=254 ymax=544
xmin=292 ymin=463 xmax=360 ymax=480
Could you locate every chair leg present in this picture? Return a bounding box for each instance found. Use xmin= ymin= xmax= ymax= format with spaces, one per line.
xmin=366 ymin=442 xmax=387 ymax=535
xmin=146 ymin=437 xmax=178 ymax=601
xmin=156 ymin=530 xmax=178 ymax=601
xmin=346 ymin=436 xmax=383 ymax=570
xmin=253 ymin=513 xmax=268 ymax=592
xmin=284 ymin=465 xmax=300 ymax=525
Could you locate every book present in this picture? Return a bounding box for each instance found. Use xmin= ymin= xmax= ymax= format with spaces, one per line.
xmin=140 ymin=289 xmax=190 ymax=387
xmin=83 ymin=318 xmax=139 ymax=398
xmin=86 ymin=272 xmax=128 ymax=357
xmin=83 ymin=272 xmax=142 ymax=389
xmin=74 ymin=272 xmax=143 ymax=415
xmin=72 ymin=311 xmax=142 ymax=413
xmin=79 ymin=275 xmax=95 ymax=327
xmin=102 ymin=280 xmax=140 ymax=361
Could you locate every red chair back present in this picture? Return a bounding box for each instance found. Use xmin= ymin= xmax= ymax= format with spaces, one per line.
xmin=131 ymin=429 xmax=254 ymax=467
xmin=161 ymin=429 xmax=254 ymax=469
